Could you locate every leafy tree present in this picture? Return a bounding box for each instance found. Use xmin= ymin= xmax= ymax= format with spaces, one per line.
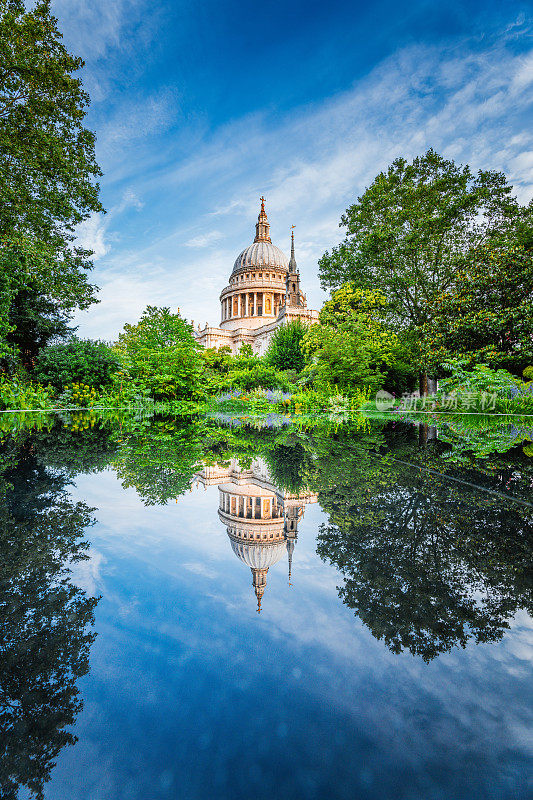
xmin=32 ymin=337 xmax=120 ymax=390
xmin=317 ymin=283 xmax=418 ymax=394
xmin=115 ymin=307 xmax=204 ymax=400
xmin=0 ymin=0 xmax=103 ymax=366
xmin=265 ymin=319 xmax=307 ymax=372
xmin=301 ymin=287 xmax=408 ymax=393
xmin=318 ymin=149 xmax=523 ymax=389
xmin=423 ymin=234 xmax=533 ymax=375
xmin=201 ymin=345 xmax=233 ymax=379
xmin=5 ymin=285 xmax=72 ymax=368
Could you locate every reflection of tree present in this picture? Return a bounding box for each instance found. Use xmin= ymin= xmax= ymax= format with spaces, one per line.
xmin=113 ymin=418 xmax=205 ymax=505
xmin=32 ymin=414 xmax=118 ymax=476
xmin=264 ymin=441 xmax=309 ymax=494
xmin=0 ymin=438 xmax=98 ymax=799
xmin=315 ymin=427 xmax=533 ymax=661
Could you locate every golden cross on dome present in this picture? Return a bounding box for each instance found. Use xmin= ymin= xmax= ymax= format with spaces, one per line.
xmin=260 ymin=195 xmax=265 ymax=211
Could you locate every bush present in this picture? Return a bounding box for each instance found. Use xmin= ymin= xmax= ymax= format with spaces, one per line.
xmin=265 ymin=320 xmax=307 ymax=372
xmin=213 ymin=363 xmax=292 ymax=391
xmin=0 ymin=377 xmax=56 ymax=410
xmin=115 ymin=307 xmax=204 ymax=401
xmin=33 ymin=338 xmax=120 ymax=390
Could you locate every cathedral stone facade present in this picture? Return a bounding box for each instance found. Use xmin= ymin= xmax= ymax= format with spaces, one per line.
xmin=194 ymin=198 xmax=319 ymax=354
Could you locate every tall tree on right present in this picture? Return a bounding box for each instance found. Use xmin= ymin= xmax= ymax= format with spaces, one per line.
xmin=318 ymin=149 xmax=526 ymax=393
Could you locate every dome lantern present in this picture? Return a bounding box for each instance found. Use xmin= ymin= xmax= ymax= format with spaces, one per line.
xmin=254 ymin=196 xmax=272 ymax=243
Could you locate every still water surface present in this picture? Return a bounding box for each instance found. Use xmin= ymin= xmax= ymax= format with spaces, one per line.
xmin=2 ymin=412 xmax=532 ymax=799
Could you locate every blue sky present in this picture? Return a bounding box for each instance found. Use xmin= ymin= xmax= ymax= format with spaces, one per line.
xmin=50 ymin=0 xmax=533 ymax=340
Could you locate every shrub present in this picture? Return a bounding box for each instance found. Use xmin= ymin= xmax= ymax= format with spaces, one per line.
xmin=115 ymin=307 xmax=204 ymax=401
xmin=213 ymin=363 xmax=291 ymax=391
xmin=0 ymin=378 xmax=56 ymax=410
xmin=33 ymin=338 xmax=120 ymax=390
xmin=265 ymin=320 xmax=307 ymax=372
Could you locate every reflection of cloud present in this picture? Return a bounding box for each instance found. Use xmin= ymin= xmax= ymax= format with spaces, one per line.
xmin=182 ymin=562 xmax=219 ymax=579
xmin=61 ymin=468 xmax=533 ymax=800
xmin=70 ymin=549 xmax=106 ymax=596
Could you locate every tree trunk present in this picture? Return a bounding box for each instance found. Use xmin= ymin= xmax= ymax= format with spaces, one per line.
xmin=419 ymin=372 xmax=437 ymax=396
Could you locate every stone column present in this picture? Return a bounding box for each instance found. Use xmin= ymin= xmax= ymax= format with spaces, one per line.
xmin=261 ymin=292 xmax=265 ymax=316
xmin=245 ymin=294 xmax=249 ymax=317
xmin=253 ymin=292 xmax=257 ymax=316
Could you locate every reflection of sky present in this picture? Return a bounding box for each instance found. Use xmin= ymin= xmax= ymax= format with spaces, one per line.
xmin=39 ymin=470 xmax=533 ymax=800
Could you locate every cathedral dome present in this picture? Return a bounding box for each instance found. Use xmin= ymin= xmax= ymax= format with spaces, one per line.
xmin=232 ymin=240 xmax=289 ymax=274
xmin=230 ymin=538 xmax=286 ymax=570
xmin=231 ymin=197 xmax=288 ymax=274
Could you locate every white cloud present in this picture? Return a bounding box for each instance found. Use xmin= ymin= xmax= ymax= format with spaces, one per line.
xmin=76 ymin=213 xmax=109 ymax=259
xmin=185 ymin=230 xmax=224 ymax=248
xmin=74 ymin=34 xmax=533 ymax=340
xmin=51 ymin=0 xmax=147 ymax=61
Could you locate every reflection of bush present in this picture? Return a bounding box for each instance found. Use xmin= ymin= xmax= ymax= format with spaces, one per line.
xmin=0 ymin=443 xmax=98 ymax=799
xmin=264 ymin=442 xmax=309 ymax=494
xmin=112 ymin=419 xmax=205 ymax=505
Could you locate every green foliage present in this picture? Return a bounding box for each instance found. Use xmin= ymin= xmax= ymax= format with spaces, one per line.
xmin=0 ymin=0 xmax=103 ymax=238
xmin=318 ymin=149 xmax=521 ymax=334
xmin=438 ymin=362 xmax=523 ymax=396
xmin=201 ymin=345 xmax=233 ymax=379
xmin=5 ymin=284 xmax=72 ymax=369
xmin=0 ymin=376 xmax=56 ymax=410
xmin=524 ymin=366 xmax=533 ymax=382
xmin=0 ymin=0 xmax=103 ymax=367
xmin=32 ymin=338 xmax=120 ymax=390
xmin=424 ymin=235 xmax=533 ymax=374
xmin=212 ymin=362 xmax=292 ymax=392
xmin=265 ymin=319 xmax=307 ymax=372
xmin=302 ymin=288 xmax=392 ymax=394
xmin=0 ymin=237 xmax=97 ymax=369
xmin=115 ymin=307 xmax=204 ymax=401
xmin=398 ymin=362 xmax=533 ymax=414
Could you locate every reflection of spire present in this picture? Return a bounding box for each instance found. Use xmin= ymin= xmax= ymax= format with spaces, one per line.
xmin=252 ymin=567 xmax=268 ymax=614
xmin=254 ymin=196 xmax=272 ymax=243
xmin=286 ymin=537 xmax=295 ymax=586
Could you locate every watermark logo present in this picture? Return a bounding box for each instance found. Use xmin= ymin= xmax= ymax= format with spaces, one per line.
xmin=375 ymin=390 xmax=395 ymax=411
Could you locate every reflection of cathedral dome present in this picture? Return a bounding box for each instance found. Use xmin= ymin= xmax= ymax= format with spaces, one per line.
xmin=229 ymin=538 xmax=286 ymax=570
xmin=232 ymin=241 xmax=289 ymax=274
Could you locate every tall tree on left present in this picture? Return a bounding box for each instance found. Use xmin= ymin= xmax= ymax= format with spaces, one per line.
xmin=0 ymin=0 xmax=103 ymax=369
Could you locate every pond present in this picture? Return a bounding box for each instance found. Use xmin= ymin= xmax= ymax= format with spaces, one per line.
xmin=1 ymin=411 xmax=532 ymax=800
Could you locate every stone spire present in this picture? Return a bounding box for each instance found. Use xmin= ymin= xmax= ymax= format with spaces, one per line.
xmin=254 ymin=196 xmax=272 ymax=243
xmin=285 ymin=230 xmax=306 ymax=308
xmin=288 ymin=226 xmax=298 ymax=272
